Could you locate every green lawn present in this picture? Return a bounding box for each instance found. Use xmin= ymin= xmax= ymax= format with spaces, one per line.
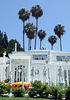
xmin=0 ymin=97 xmax=60 ymax=100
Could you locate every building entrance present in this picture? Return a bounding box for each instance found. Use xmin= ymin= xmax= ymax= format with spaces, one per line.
xmin=14 ymin=65 xmax=26 ymax=82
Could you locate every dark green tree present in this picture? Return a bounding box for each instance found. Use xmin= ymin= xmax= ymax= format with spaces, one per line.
xmin=3 ymin=32 xmax=8 ymax=49
xmin=0 ymin=48 xmax=6 ymax=57
xmin=38 ymin=29 xmax=46 ymax=49
xmin=18 ymin=8 xmax=30 ymax=51
xmin=54 ymin=24 xmax=65 ymax=51
xmin=0 ymin=30 xmax=3 ymax=50
xmin=48 ymin=35 xmax=57 ymax=50
xmin=31 ymin=5 xmax=43 ymax=50
xmin=0 ymin=30 xmax=23 ymax=57
xmin=0 ymin=31 xmax=8 ymax=56
xmin=7 ymin=39 xmax=23 ymax=54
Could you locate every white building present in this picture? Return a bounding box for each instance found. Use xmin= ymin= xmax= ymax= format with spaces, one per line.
xmin=0 ymin=49 xmax=70 ymax=86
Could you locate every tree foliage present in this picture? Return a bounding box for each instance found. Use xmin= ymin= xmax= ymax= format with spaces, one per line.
xmin=28 ymin=80 xmax=63 ymax=99
xmin=0 ymin=31 xmax=8 ymax=51
xmin=18 ymin=8 xmax=30 ymax=50
xmin=3 ymin=32 xmax=8 ymax=49
xmin=54 ymin=24 xmax=65 ymax=51
xmin=8 ymin=39 xmax=23 ymax=52
xmin=48 ymin=35 xmax=57 ymax=50
xmin=38 ymin=29 xmax=46 ymax=49
xmin=31 ymin=5 xmax=43 ymax=50
xmin=25 ymin=23 xmax=35 ymax=39
xmin=12 ymin=87 xmax=25 ymax=97
xmin=54 ymin=24 xmax=65 ymax=38
xmin=65 ymin=86 xmax=70 ymax=100
xmin=18 ymin=8 xmax=30 ymax=22
xmin=30 ymin=5 xmax=43 ymax=19
xmin=0 ymin=82 xmax=11 ymax=94
xmin=24 ymin=23 xmax=35 ymax=50
xmin=0 ymin=30 xmax=23 ymax=57
xmin=28 ymin=80 xmax=50 ymax=98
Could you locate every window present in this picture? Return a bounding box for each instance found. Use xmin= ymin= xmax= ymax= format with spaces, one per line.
xmin=56 ymin=56 xmax=65 ymax=61
xmin=67 ymin=56 xmax=70 ymax=61
xmin=43 ymin=55 xmax=47 ymax=60
xmin=32 ymin=54 xmax=47 ymax=60
xmin=56 ymin=56 xmax=70 ymax=61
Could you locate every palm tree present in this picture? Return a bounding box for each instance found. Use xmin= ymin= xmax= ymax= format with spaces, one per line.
xmin=31 ymin=5 xmax=43 ymax=50
xmin=54 ymin=24 xmax=65 ymax=51
xmin=38 ymin=29 xmax=46 ymax=49
xmin=48 ymin=35 xmax=57 ymax=50
xmin=24 ymin=23 xmax=35 ymax=50
xmin=18 ymin=8 xmax=30 ymax=51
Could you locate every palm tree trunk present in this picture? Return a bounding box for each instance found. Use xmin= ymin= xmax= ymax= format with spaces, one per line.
xmin=28 ymin=39 xmax=31 ymax=50
xmin=51 ymin=44 xmax=53 ymax=50
xmin=60 ymin=36 xmax=62 ymax=51
xmin=34 ymin=18 xmax=38 ymax=50
xmin=23 ymin=22 xmax=25 ymax=51
xmin=40 ymin=39 xmax=42 ymax=49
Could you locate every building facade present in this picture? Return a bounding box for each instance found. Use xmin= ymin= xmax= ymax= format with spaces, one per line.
xmin=0 ymin=50 xmax=70 ymax=86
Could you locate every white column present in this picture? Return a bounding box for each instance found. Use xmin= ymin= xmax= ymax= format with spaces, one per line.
xmin=51 ymin=66 xmax=53 ymax=85
xmin=12 ymin=64 xmax=15 ymax=82
xmin=47 ymin=67 xmax=50 ymax=86
xmin=49 ymin=51 xmax=51 ymax=64
xmin=54 ymin=66 xmax=56 ymax=86
xmin=9 ymin=58 xmax=12 ymax=85
xmin=49 ymin=66 xmax=52 ymax=86
xmin=28 ymin=58 xmax=31 ymax=83
xmin=16 ymin=65 xmax=18 ymax=81
xmin=3 ymin=52 xmax=6 ymax=63
xmin=67 ymin=69 xmax=69 ymax=86
xmin=1 ymin=66 xmax=3 ymax=81
xmin=3 ymin=66 xmax=5 ymax=80
xmin=63 ymin=69 xmax=65 ymax=86
xmin=15 ymin=43 xmax=17 ymax=52
xmin=13 ymin=65 xmax=15 ymax=82
xmin=0 ymin=65 xmax=2 ymax=81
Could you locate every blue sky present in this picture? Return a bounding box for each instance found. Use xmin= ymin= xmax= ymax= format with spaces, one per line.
xmin=0 ymin=0 xmax=70 ymax=52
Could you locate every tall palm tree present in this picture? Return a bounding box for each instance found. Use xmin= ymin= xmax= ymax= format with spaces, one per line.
xmin=38 ymin=29 xmax=46 ymax=49
xmin=24 ymin=23 xmax=35 ymax=50
xmin=18 ymin=8 xmax=30 ymax=51
xmin=31 ymin=5 xmax=43 ymax=50
xmin=48 ymin=35 xmax=57 ymax=50
xmin=54 ymin=24 xmax=65 ymax=51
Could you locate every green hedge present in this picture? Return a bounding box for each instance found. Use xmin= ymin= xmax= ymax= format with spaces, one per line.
xmin=28 ymin=80 xmax=50 ymax=98
xmin=12 ymin=87 xmax=25 ymax=97
xmin=0 ymin=82 xmax=11 ymax=94
xmin=50 ymin=85 xmax=64 ymax=99
xmin=65 ymin=86 xmax=70 ymax=100
xmin=28 ymin=80 xmax=64 ymax=99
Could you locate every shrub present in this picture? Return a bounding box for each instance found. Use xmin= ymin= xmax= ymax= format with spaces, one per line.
xmin=50 ymin=85 xmax=64 ymax=99
xmin=0 ymin=82 xmax=11 ymax=94
xmin=28 ymin=87 xmax=37 ymax=97
xmin=65 ymin=86 xmax=70 ymax=100
xmin=12 ymin=87 xmax=25 ymax=97
xmin=51 ymin=86 xmax=59 ymax=98
xmin=28 ymin=80 xmax=64 ymax=99
xmin=42 ymin=85 xmax=51 ymax=98
xmin=5 ymin=84 xmax=11 ymax=94
xmin=28 ymin=80 xmax=42 ymax=97
xmin=28 ymin=80 xmax=50 ymax=98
